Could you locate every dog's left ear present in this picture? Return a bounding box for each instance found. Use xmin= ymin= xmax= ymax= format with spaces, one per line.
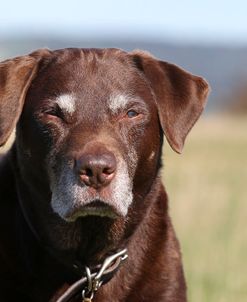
xmin=0 ymin=55 xmax=39 ymax=146
xmin=130 ymin=51 xmax=210 ymax=153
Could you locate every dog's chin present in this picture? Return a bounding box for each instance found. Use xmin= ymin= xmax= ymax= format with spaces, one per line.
xmin=65 ymin=200 xmax=119 ymax=222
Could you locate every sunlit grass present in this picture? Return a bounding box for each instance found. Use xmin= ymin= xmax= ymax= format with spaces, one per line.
xmin=162 ymin=115 xmax=247 ymax=302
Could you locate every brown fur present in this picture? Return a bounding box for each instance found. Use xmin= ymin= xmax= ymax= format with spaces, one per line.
xmin=0 ymin=48 xmax=209 ymax=301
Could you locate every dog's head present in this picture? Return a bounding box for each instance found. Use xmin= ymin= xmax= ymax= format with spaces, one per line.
xmin=0 ymin=48 xmax=209 ymax=255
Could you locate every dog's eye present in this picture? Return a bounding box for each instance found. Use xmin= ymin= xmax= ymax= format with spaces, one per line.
xmin=127 ymin=110 xmax=139 ymax=118
xmin=44 ymin=105 xmax=64 ymax=119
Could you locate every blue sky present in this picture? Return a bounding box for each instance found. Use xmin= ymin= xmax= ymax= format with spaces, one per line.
xmin=1 ymin=0 xmax=247 ymax=45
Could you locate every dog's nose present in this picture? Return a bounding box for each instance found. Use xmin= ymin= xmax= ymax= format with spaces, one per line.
xmin=76 ymin=152 xmax=117 ymax=188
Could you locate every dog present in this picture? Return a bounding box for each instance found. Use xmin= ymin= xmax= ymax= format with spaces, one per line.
xmin=0 ymin=48 xmax=209 ymax=302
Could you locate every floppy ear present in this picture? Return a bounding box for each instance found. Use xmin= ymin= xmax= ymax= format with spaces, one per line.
xmin=0 ymin=55 xmax=39 ymax=146
xmin=130 ymin=51 xmax=210 ymax=153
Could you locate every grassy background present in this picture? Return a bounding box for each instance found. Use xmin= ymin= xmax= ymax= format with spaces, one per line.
xmin=1 ymin=115 xmax=246 ymax=301
xmin=162 ymin=116 xmax=247 ymax=302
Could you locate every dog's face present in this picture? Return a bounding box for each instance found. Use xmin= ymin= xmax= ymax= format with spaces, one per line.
xmin=19 ymin=49 xmax=162 ymax=222
xmin=0 ymin=48 xmax=209 ymax=257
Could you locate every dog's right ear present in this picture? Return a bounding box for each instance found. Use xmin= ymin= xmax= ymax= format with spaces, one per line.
xmin=0 ymin=55 xmax=39 ymax=146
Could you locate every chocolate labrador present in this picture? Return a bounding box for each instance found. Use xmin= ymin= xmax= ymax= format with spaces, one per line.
xmin=0 ymin=48 xmax=209 ymax=302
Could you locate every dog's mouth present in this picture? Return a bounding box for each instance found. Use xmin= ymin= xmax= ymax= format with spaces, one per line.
xmin=51 ymin=160 xmax=133 ymax=221
xmin=65 ymin=199 xmax=119 ymax=222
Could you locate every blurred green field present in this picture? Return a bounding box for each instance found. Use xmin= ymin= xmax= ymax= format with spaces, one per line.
xmin=162 ymin=116 xmax=247 ymax=302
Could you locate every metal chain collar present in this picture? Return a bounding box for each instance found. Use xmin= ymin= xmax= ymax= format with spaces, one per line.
xmin=56 ymin=249 xmax=128 ymax=302
xmin=81 ymin=249 xmax=128 ymax=302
